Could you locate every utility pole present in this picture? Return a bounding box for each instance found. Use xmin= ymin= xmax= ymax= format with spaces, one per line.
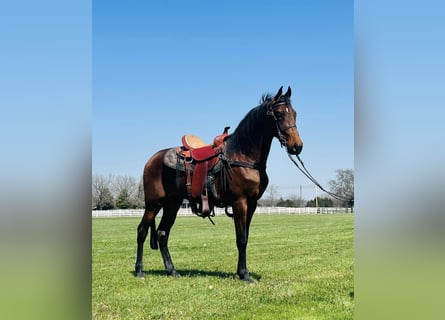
xmin=315 ymin=185 xmax=318 ymax=208
xmin=299 ymin=185 xmax=302 ymax=207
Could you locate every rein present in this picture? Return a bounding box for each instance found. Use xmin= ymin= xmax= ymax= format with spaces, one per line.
xmin=286 ymin=151 xmax=353 ymax=203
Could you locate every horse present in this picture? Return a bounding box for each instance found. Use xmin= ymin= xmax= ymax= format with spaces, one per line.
xmin=135 ymin=86 xmax=303 ymax=283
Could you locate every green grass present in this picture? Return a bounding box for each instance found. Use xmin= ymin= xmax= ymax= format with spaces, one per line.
xmin=93 ymin=214 xmax=354 ymax=319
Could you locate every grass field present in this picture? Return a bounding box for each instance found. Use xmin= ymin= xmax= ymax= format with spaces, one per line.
xmin=93 ymin=214 xmax=354 ymax=319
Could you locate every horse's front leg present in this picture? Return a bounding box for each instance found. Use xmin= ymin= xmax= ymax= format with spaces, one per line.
xmin=233 ymin=199 xmax=256 ymax=283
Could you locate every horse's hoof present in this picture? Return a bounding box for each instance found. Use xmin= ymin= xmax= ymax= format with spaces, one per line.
xmin=237 ymin=272 xmax=254 ymax=284
xmin=168 ymin=270 xmax=181 ymax=277
xmin=135 ymin=266 xmax=144 ymax=278
xmin=243 ymin=277 xmax=255 ymax=284
xmin=239 ymin=275 xmax=254 ymax=284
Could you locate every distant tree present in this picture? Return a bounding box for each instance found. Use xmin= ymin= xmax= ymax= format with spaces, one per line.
xmin=133 ymin=176 xmax=145 ymax=209
xmin=276 ymin=198 xmax=297 ymax=207
xmin=116 ymin=189 xmax=134 ymax=209
xmin=111 ymin=175 xmax=137 ymax=197
xmin=306 ymin=197 xmax=333 ymax=207
xmin=92 ymin=174 xmax=115 ymax=210
xmin=95 ymin=187 xmax=114 ymax=210
xmin=328 ymin=169 xmax=354 ymax=207
xmin=111 ymin=175 xmax=138 ymax=208
xmin=267 ymin=184 xmax=278 ymax=203
xmin=259 ymin=184 xmax=279 ymax=206
xmin=288 ymin=195 xmax=306 ymax=207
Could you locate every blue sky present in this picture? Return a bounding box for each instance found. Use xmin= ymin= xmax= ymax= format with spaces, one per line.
xmin=93 ymin=0 xmax=353 ymax=200
xmin=2 ymin=2 xmax=445 ymax=318
xmin=0 ymin=0 xmax=445 ymax=319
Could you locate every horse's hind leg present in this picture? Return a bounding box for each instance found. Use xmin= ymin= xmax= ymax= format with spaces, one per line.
xmin=135 ymin=209 xmax=157 ymax=277
xmin=158 ymin=197 xmax=182 ymax=277
xmin=149 ymin=219 xmax=158 ymax=250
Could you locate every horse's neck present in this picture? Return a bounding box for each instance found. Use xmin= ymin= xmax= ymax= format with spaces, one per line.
xmin=226 ymin=115 xmax=275 ymax=168
xmin=250 ymin=133 xmax=273 ymax=166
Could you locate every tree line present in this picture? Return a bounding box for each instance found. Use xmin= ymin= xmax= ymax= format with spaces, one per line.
xmin=92 ymin=169 xmax=354 ymax=210
xmin=92 ymin=174 xmax=144 ymax=210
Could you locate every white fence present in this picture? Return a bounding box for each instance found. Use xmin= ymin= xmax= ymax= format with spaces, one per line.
xmin=92 ymin=207 xmax=352 ymax=218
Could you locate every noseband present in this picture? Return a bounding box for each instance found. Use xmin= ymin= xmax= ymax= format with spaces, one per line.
xmin=266 ymin=102 xmax=297 ymax=147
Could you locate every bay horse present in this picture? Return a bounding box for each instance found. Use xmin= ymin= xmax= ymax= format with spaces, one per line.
xmin=135 ymin=86 xmax=303 ymax=283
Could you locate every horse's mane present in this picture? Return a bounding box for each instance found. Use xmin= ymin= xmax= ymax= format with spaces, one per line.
xmin=225 ymin=93 xmax=290 ymax=156
xmin=260 ymin=93 xmax=273 ymax=104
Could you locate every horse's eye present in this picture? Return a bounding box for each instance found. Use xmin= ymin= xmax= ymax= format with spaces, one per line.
xmin=276 ymin=112 xmax=284 ymax=120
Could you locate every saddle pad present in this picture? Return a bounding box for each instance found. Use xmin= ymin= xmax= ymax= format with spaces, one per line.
xmin=163 ymin=147 xmax=224 ymax=172
xmin=163 ymin=147 xmax=187 ymax=171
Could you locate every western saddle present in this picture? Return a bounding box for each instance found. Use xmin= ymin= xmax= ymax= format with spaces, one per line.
xmin=176 ymin=126 xmax=230 ymax=216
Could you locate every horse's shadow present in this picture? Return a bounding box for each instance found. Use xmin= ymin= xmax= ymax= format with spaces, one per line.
xmin=130 ymin=269 xmax=261 ymax=281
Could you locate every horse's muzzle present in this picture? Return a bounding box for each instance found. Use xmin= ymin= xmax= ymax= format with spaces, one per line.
xmin=288 ymin=143 xmax=303 ymax=155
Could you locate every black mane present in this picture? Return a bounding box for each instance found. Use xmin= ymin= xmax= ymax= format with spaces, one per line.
xmin=260 ymin=93 xmax=273 ymax=104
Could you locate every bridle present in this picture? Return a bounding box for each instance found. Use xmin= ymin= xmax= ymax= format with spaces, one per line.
xmin=266 ymin=101 xmax=297 ymax=148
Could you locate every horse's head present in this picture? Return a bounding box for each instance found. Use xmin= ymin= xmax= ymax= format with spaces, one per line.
xmin=268 ymin=86 xmax=303 ymax=155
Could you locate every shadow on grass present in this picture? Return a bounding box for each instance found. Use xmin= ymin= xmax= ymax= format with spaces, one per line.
xmin=131 ymin=269 xmax=261 ymax=281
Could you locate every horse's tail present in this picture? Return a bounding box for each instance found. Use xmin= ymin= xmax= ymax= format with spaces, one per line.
xmin=149 ymin=218 xmax=158 ymax=250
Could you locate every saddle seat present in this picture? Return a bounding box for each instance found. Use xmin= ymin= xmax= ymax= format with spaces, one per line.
xmin=182 ymin=134 xmax=207 ymax=149
xmin=177 ymin=127 xmax=230 ymax=216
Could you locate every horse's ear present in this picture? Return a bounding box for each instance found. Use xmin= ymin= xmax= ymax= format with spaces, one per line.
xmin=284 ymin=86 xmax=291 ymax=98
xmin=272 ymin=86 xmax=283 ymax=103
